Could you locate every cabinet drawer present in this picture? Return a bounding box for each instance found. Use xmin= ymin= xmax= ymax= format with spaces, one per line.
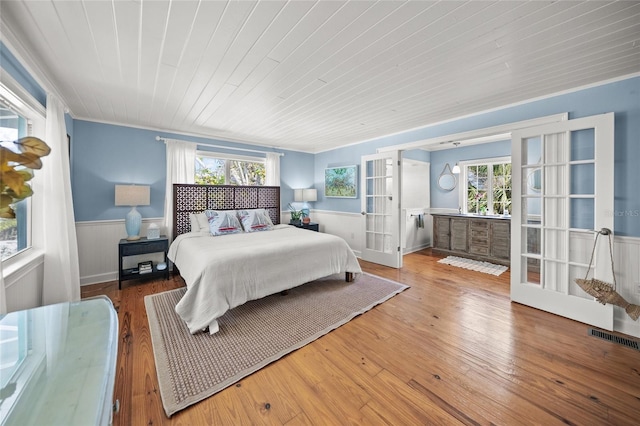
xmin=469 ymin=245 xmax=490 ymax=256
xmin=121 ymin=240 xmax=167 ymax=256
xmin=470 ymin=220 xmax=489 ymax=230
xmin=470 ymin=228 xmax=489 ymax=239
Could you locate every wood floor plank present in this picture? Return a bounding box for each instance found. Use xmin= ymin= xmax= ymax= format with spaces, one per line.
xmin=82 ymin=249 xmax=640 ymax=425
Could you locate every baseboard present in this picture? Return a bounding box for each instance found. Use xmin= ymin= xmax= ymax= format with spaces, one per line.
xmin=81 ymin=272 xmax=117 ymax=286
xmin=614 ymin=317 xmax=640 ymax=339
xmin=403 ymin=243 xmax=432 ymax=255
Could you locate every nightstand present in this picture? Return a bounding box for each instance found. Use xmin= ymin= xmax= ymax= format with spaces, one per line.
xmin=292 ymin=222 xmax=319 ymax=232
xmin=118 ymin=236 xmax=169 ymax=289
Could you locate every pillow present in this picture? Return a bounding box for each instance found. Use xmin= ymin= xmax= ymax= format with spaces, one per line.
xmin=189 ymin=212 xmax=209 ymax=233
xmin=204 ymin=210 xmax=243 ymax=236
xmin=238 ymin=209 xmax=273 ymax=233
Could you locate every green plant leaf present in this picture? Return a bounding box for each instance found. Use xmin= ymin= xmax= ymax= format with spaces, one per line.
xmin=0 ymin=194 xmax=13 ymax=209
xmin=0 ymin=205 xmax=15 ymax=219
xmin=15 ymin=136 xmax=51 ymax=157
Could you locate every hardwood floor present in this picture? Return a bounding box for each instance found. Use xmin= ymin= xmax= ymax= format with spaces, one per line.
xmin=82 ymin=249 xmax=640 ymax=425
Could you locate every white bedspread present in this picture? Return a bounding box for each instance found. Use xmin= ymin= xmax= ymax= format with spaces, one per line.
xmin=168 ymin=224 xmax=362 ymax=334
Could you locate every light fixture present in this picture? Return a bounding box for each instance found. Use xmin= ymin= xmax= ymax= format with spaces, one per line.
xmin=115 ymin=184 xmax=150 ymax=240
xmin=294 ymin=188 xmax=317 ymax=223
xmin=451 ymin=141 xmax=461 ymax=173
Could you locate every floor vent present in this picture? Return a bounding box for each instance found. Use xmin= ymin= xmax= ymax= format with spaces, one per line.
xmin=589 ymin=329 xmax=640 ymax=351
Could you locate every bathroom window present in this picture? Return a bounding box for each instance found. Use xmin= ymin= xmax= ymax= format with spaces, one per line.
xmin=462 ymin=157 xmax=511 ymax=215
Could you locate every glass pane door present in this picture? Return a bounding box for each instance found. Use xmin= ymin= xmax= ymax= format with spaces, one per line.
xmin=511 ymin=114 xmax=614 ymax=330
xmin=361 ymin=152 xmax=400 ymax=268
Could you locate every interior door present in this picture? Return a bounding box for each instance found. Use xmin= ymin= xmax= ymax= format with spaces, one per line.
xmin=511 ymin=113 xmax=614 ymax=330
xmin=361 ymin=151 xmax=401 ymax=268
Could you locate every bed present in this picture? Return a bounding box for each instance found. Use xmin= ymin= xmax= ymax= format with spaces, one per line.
xmin=168 ymin=184 xmax=362 ymax=334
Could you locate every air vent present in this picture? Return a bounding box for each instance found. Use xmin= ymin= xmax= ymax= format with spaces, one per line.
xmin=589 ymin=329 xmax=639 ymax=351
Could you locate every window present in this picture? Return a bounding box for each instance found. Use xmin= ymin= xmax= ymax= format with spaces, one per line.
xmin=195 ymin=152 xmax=266 ymax=186
xmin=0 ymin=101 xmax=31 ymax=260
xmin=462 ymin=157 xmax=512 ymax=215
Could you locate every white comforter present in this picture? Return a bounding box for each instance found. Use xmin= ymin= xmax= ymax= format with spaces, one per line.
xmin=168 ymin=224 xmax=362 ymax=334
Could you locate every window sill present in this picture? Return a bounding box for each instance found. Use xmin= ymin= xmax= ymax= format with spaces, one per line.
xmin=2 ymin=248 xmax=45 ymax=289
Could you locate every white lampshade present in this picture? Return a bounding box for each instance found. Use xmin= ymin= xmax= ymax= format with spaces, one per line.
xmin=294 ymin=188 xmax=317 ymax=202
xmin=302 ymin=188 xmax=317 ymax=202
xmin=115 ymin=185 xmax=150 ymax=206
xmin=452 ymin=163 xmax=460 ymax=174
xmin=115 ymin=185 xmax=150 ymax=240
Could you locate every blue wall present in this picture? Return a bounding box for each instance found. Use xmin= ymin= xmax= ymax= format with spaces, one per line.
xmin=313 ymin=77 xmax=640 ymax=237
xmin=430 ymin=140 xmax=510 ymax=209
xmin=71 ymin=120 xmax=313 ymax=221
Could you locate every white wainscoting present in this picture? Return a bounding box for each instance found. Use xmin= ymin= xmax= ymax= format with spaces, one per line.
xmin=76 ymin=218 xmax=164 ymax=286
xmin=74 ymin=214 xmax=640 ymax=337
xmin=308 ymin=210 xmax=363 ymax=258
xmin=613 ymin=235 xmax=640 ymax=338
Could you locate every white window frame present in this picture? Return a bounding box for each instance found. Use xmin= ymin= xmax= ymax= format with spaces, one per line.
xmin=458 ymin=156 xmax=511 ymax=215
xmin=0 ymin=75 xmax=46 ymax=269
xmin=195 ymin=150 xmax=266 ymax=185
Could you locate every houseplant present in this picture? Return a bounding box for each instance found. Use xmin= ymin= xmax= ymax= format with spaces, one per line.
xmin=0 ymin=136 xmax=51 ymax=218
xmin=288 ymin=203 xmax=303 ymax=225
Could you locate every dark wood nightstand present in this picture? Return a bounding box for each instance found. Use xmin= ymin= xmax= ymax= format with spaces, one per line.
xmin=118 ymin=236 xmax=169 ymax=289
xmin=292 ymin=222 xmax=319 ymax=232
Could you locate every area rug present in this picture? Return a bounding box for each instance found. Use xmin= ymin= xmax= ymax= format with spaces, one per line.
xmin=438 ymin=255 xmax=508 ymax=276
xmin=144 ymin=273 xmax=409 ymax=417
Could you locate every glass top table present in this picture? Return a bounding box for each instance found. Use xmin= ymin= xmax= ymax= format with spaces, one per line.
xmin=0 ymin=296 xmax=118 ymax=425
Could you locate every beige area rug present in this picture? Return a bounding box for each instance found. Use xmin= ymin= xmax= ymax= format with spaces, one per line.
xmin=438 ymin=255 xmax=509 ymax=276
xmin=144 ymin=273 xmax=409 ymax=417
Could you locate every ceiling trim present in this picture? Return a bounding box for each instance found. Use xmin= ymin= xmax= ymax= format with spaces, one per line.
xmin=378 ymin=113 xmax=569 ymax=153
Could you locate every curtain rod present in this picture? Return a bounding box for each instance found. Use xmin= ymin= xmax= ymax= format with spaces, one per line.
xmin=155 ymin=136 xmax=284 ymax=157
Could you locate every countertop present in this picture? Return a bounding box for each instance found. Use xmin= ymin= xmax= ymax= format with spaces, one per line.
xmin=431 ymin=212 xmax=511 ymax=221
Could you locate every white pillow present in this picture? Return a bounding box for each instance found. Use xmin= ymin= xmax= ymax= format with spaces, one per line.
xmin=204 ymin=210 xmax=243 ymax=236
xmin=238 ymin=209 xmax=273 ymax=232
xmin=189 ymin=212 xmax=210 ymax=233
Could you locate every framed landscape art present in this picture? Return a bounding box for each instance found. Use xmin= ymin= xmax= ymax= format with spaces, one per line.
xmin=325 ymin=165 xmax=357 ymax=198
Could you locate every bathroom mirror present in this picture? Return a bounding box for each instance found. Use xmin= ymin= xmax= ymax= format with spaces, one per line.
xmin=527 ymin=168 xmax=542 ymax=192
xmin=438 ymin=163 xmax=457 ymax=191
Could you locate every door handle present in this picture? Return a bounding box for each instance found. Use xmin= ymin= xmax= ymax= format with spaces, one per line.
xmin=361 ymin=211 xmax=366 ymax=215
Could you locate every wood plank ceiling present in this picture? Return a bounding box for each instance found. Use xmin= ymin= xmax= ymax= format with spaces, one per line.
xmin=1 ymin=1 xmax=639 ymax=153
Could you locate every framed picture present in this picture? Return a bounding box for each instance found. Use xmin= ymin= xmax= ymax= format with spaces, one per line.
xmin=325 ymin=165 xmax=358 ymax=198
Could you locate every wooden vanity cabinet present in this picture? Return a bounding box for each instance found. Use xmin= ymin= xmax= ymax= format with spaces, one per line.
xmin=432 ymin=214 xmax=510 ymax=266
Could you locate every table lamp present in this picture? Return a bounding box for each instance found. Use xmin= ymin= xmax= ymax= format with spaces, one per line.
xmin=294 ymin=188 xmax=317 ymax=223
xmin=115 ymin=184 xmax=150 ymax=240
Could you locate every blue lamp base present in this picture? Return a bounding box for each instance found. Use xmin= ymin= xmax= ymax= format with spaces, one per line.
xmin=125 ymin=206 xmax=142 ymax=240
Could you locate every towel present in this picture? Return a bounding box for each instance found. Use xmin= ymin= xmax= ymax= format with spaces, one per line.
xmin=417 ymin=214 xmax=424 ymax=229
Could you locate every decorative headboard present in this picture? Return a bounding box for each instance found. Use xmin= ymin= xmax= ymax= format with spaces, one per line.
xmin=173 ymin=184 xmax=281 ymax=239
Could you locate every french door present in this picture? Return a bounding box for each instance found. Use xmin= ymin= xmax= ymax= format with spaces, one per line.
xmin=360 ymin=152 xmax=401 ymax=268
xmin=511 ymin=113 xmax=614 ymax=330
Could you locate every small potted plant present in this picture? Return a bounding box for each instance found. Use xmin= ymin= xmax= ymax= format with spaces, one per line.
xmin=288 ymin=203 xmax=303 ymax=225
